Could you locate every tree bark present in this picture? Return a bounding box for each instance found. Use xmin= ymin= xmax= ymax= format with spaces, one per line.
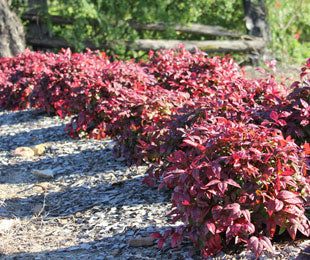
xmin=242 ymin=0 xmax=270 ymax=41
xmin=0 ymin=0 xmax=25 ymax=58
xmin=242 ymin=0 xmax=271 ymax=65
xmin=26 ymin=0 xmax=51 ymax=50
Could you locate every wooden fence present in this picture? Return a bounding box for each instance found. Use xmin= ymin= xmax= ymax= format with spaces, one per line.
xmin=21 ymin=13 xmax=266 ymax=55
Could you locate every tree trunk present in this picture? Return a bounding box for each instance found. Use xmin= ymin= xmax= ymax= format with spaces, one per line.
xmin=242 ymin=0 xmax=271 ymax=65
xmin=26 ymin=0 xmax=50 ymax=38
xmin=243 ymin=0 xmax=270 ymax=41
xmin=0 ymin=0 xmax=25 ymax=58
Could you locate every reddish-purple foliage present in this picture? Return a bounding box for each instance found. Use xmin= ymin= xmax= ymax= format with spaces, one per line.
xmin=30 ymin=48 xmax=110 ymax=116
xmin=275 ymin=58 xmax=310 ymax=143
xmin=0 ymin=49 xmax=54 ymax=110
xmin=0 ymin=46 xmax=309 ymax=259
xmin=158 ymin=118 xmax=310 ymax=258
xmin=64 ymin=58 xmax=162 ymax=140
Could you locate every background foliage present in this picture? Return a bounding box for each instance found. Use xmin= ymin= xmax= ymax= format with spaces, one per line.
xmin=266 ymin=0 xmax=310 ymax=65
xmin=9 ymin=0 xmax=310 ymax=64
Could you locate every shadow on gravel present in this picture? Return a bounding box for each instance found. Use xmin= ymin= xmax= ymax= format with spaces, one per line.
xmin=0 ymin=146 xmax=122 ymax=184
xmin=1 ymin=124 xmax=70 ymax=151
xmin=0 ymin=225 xmax=191 ymax=260
xmin=0 ymin=173 xmax=171 ymax=219
xmin=0 ymin=143 xmax=171 ymax=218
xmin=0 ymin=109 xmax=52 ymax=126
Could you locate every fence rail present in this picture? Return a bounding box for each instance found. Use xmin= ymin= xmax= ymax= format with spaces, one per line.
xmin=22 ymin=14 xmax=266 ymax=54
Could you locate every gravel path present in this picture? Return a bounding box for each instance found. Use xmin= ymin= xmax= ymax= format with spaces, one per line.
xmin=0 ymin=109 xmax=309 ymax=260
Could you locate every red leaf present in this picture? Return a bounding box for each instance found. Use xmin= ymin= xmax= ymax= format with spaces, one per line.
xmin=183 ymin=139 xmax=206 ymax=151
xmin=259 ymin=236 xmax=275 ymax=254
xmin=287 ymin=225 xmax=297 ymax=240
xmin=151 ymin=232 xmax=162 ymax=239
xmin=225 ymin=203 xmax=241 ymax=219
xmin=218 ymin=182 xmax=228 ymax=194
xmin=158 ymin=239 xmax=165 ymax=249
xmin=183 ymin=139 xmax=200 ymax=148
xmin=56 ymin=109 xmax=65 ymax=118
xmin=247 ymin=236 xmax=264 ymax=259
xmin=274 ymin=199 xmax=284 ymax=212
xmin=270 ymin=111 xmax=278 ymax=121
xmin=277 ymin=190 xmax=303 ymax=204
xmin=266 ymin=200 xmax=275 ymax=216
xmin=300 ymin=98 xmax=309 ymax=109
xmin=201 ymin=179 xmax=221 ymax=189
xmin=280 ymin=169 xmax=295 ymax=176
xmin=182 ymin=200 xmax=190 ymax=206
xmin=267 ymin=217 xmax=277 ymax=237
xmin=206 ymin=221 xmax=216 ymax=235
xmin=225 ymin=179 xmax=241 ymax=189
xmin=303 ymin=143 xmax=310 ymax=155
xmin=278 ymin=119 xmax=287 ymax=126
xmin=267 ymin=199 xmax=284 ymax=216
xmin=242 ymin=209 xmax=251 ymax=222
xmin=171 ymin=232 xmax=183 ymax=248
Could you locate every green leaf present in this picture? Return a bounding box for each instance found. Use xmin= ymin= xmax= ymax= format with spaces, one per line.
xmin=278 ymin=226 xmax=286 ymax=235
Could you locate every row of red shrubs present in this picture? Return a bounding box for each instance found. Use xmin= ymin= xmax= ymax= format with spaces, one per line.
xmin=0 ymin=46 xmax=309 ymax=258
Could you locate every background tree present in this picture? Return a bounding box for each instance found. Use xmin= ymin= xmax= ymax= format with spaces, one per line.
xmin=243 ymin=0 xmax=271 ymax=65
xmin=0 ymin=0 xmax=25 ymax=58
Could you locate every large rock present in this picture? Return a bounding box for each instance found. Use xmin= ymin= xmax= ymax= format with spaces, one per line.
xmin=12 ymin=146 xmax=35 ymax=158
xmin=12 ymin=144 xmax=47 ymax=158
xmin=0 ymin=0 xmax=25 ymax=58
xmin=31 ymin=143 xmax=47 ymax=156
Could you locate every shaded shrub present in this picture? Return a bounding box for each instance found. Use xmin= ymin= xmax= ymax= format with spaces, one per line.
xmin=0 ymin=49 xmax=54 ymax=110
xmin=153 ymin=118 xmax=310 ymax=258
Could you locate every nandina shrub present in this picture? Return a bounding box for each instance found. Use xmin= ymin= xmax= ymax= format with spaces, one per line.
xmin=144 ymin=46 xmax=244 ymax=97
xmin=268 ymin=58 xmax=310 ymax=144
xmin=124 ymin=47 xmax=290 ymax=172
xmin=110 ymin=87 xmax=191 ymax=164
xmin=136 ymin=98 xmax=253 ymax=187
xmin=152 ymin=118 xmax=310 ymax=258
xmin=114 ymin=48 xmax=253 ymax=168
xmin=1 ymin=46 xmax=310 ymax=259
xmin=64 ymin=58 xmax=160 ymax=139
xmin=0 ymin=49 xmax=54 ymax=110
xmin=30 ymin=48 xmax=110 ymax=117
xmin=66 ymin=81 xmax=189 ymax=159
xmin=145 ymin=46 xmax=290 ymax=112
xmin=132 ymin=73 xmax=286 ymax=184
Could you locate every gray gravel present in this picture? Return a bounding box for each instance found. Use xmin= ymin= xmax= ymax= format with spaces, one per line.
xmin=0 ymin=108 xmax=309 ymax=260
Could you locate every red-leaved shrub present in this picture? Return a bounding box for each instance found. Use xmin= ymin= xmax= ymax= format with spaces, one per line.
xmin=276 ymin=59 xmax=310 ymax=143
xmin=0 ymin=49 xmax=54 ymax=110
xmin=64 ymin=58 xmax=162 ymax=140
xmin=0 ymin=46 xmax=309 ymax=259
xmin=153 ymin=118 xmax=310 ymax=258
xmin=30 ymin=48 xmax=109 ymax=117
